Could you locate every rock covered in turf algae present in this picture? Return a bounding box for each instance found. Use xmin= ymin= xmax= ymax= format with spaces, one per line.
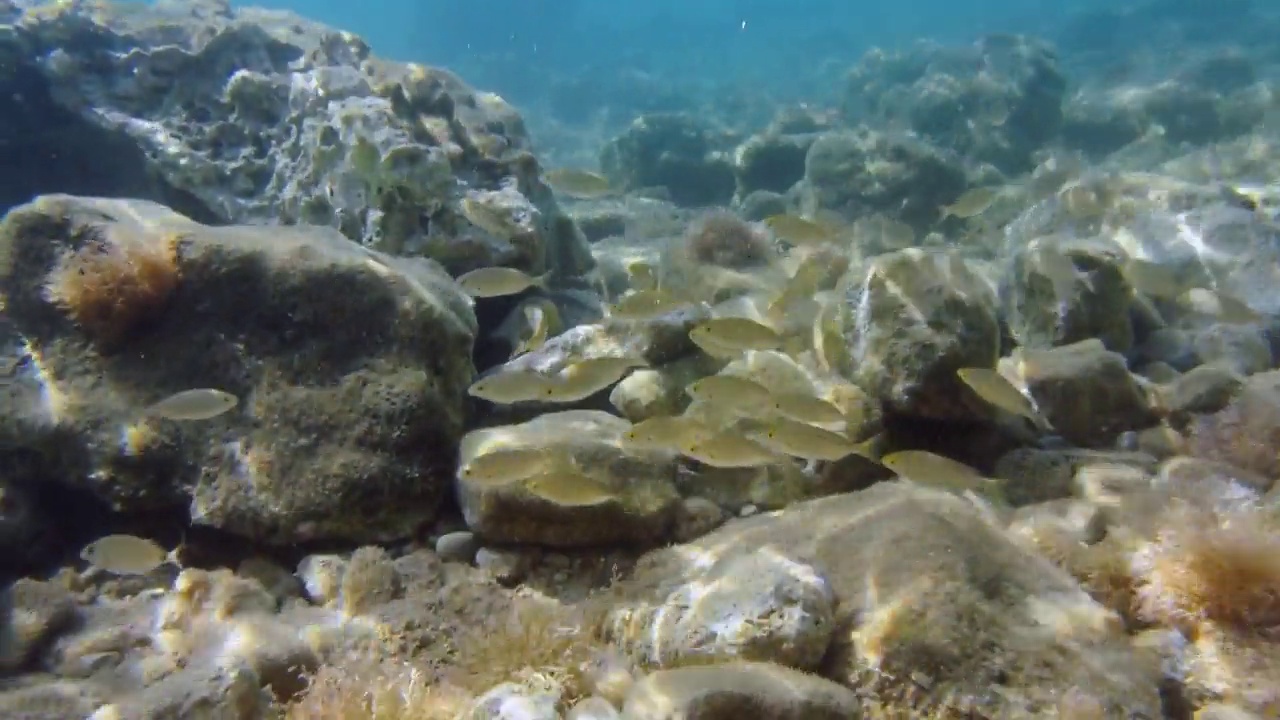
xmin=599 ymin=113 xmax=736 ymax=207
xmin=839 ymin=248 xmax=1001 ymax=421
xmin=0 ymin=195 xmax=477 ymax=544
xmin=604 ymin=547 xmax=836 ymax=671
xmin=1012 ymin=339 xmax=1158 ymax=448
xmin=609 ymin=483 xmax=1162 ymax=717
xmin=3 ymin=0 xmax=592 ymax=277
xmin=620 ymin=662 xmax=860 ymax=720
xmin=801 ymin=128 xmax=967 ymax=231
xmin=456 ymin=411 xmax=681 ymax=547
xmin=999 ymin=241 xmax=1135 ymax=353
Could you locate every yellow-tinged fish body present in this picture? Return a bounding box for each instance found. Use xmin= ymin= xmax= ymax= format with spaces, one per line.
xmin=543 ymin=168 xmax=613 ymax=199
xmin=456 ymin=266 xmax=547 ymax=298
xmin=749 ymin=416 xmax=859 ymax=461
xmin=955 ymin=368 xmax=1048 ymax=428
xmin=544 ymin=357 xmax=647 ymax=402
xmin=468 ymin=370 xmax=561 ymax=404
xmin=626 ymin=261 xmax=659 ymax=292
xmin=1179 ymin=288 xmax=1260 ymax=324
xmin=769 ymin=392 xmax=847 ymax=427
xmin=81 ymin=534 xmax=179 ymax=575
xmin=145 ymin=389 xmax=238 ymax=421
xmin=689 ymin=317 xmax=782 ymax=351
xmin=460 ymin=198 xmax=523 ymax=238
xmin=939 ymin=187 xmax=997 ymax=220
xmin=523 ymin=470 xmax=617 ymax=506
xmin=512 ymin=303 xmax=550 ymax=358
xmin=459 ymin=447 xmax=561 ymax=485
xmin=620 ymin=415 xmax=714 ymax=453
xmin=880 ymin=450 xmax=1005 ymax=500
xmin=680 ymin=432 xmax=778 ymax=468
xmin=608 ymin=289 xmax=691 ymax=320
xmin=685 ymin=375 xmax=774 ymax=413
xmin=764 ymin=214 xmax=840 ymax=246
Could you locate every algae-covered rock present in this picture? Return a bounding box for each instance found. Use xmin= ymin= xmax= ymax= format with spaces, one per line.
xmin=604 ymin=547 xmax=836 ymax=671
xmin=620 ymin=662 xmax=861 ymax=720
xmin=840 ymin=248 xmax=1001 ymax=420
xmin=732 ymin=132 xmax=814 ymax=198
xmin=999 ymin=239 xmax=1135 ymax=353
xmin=0 ymin=0 xmax=593 ymax=279
xmin=0 ymin=195 xmax=477 ymax=544
xmin=1013 ymin=339 xmax=1158 ymax=448
xmin=456 ymin=410 xmax=680 ymax=547
xmin=609 ymin=483 xmax=1161 ymax=717
xmin=800 ymin=129 xmax=967 ymax=231
xmin=600 ymin=113 xmax=736 ymax=207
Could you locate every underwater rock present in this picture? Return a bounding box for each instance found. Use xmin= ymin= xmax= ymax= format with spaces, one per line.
xmin=1 ymin=0 xmax=593 ymax=278
xmin=610 ymin=482 xmax=1161 ymax=716
xmin=994 ymin=447 xmax=1159 ymax=507
xmin=455 ymin=410 xmax=681 ymax=548
xmin=604 ymin=547 xmax=836 ymax=671
xmin=600 ymin=113 xmax=736 ymax=207
xmin=999 ymin=240 xmax=1135 ymax=353
xmin=732 ymin=132 xmax=814 ymax=198
xmin=1012 ymin=339 xmax=1158 ymax=448
xmin=620 ymin=662 xmax=862 ymax=720
xmin=839 ymin=248 xmax=1001 ymax=421
xmin=0 ymin=578 xmax=79 ymax=675
xmin=0 ymin=195 xmax=477 ymax=545
xmin=802 ymin=128 xmax=967 ymax=232
xmin=841 ymin=35 xmax=1065 ymax=173
xmin=1186 ymin=370 xmax=1280 ymax=479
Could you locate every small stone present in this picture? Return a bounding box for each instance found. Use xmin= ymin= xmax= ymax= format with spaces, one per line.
xmin=672 ymin=497 xmax=726 ymax=542
xmin=475 ymin=547 xmax=528 ymax=586
xmin=434 ymin=531 xmax=479 ymax=564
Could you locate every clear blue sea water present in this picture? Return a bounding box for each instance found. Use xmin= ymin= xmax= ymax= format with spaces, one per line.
xmin=234 ymin=0 xmax=1110 ymax=100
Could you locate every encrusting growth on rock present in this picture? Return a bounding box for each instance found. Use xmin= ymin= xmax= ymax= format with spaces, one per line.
xmin=42 ymin=226 xmax=183 ymax=349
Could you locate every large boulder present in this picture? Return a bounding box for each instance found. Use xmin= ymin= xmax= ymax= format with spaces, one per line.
xmin=0 ymin=0 xmax=592 ymax=278
xmin=0 ymin=194 xmax=476 ymax=545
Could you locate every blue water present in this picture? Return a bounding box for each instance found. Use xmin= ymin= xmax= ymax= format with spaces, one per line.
xmin=242 ymin=0 xmax=1106 ymax=100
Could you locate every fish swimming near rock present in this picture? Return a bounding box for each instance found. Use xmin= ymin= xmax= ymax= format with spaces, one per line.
xmin=81 ymin=534 xmax=181 ymax=576
xmin=764 ymin=214 xmax=841 ymax=246
xmin=459 ymin=447 xmax=563 ymax=486
xmin=939 ymin=187 xmax=997 ymax=220
xmin=748 ymin=416 xmax=861 ymax=462
xmin=679 ymin=432 xmax=778 ymax=468
xmin=689 ymin=317 xmax=782 ymax=352
xmin=145 ymin=389 xmax=238 ymax=421
xmin=523 ymin=469 xmax=618 ymax=507
xmin=456 ymin=266 xmax=548 ymax=298
xmin=468 ymin=370 xmax=561 ymax=404
xmin=460 ymin=197 xmax=526 ymax=238
xmin=543 ymin=168 xmax=613 ymax=199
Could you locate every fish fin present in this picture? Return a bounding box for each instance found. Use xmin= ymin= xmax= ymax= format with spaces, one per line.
xmin=532 ymin=270 xmax=554 ymax=290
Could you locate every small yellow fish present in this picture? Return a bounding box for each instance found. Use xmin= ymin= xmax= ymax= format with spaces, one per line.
xmin=769 ymin=392 xmax=847 ymax=427
xmin=1029 ymin=242 xmax=1090 ymax=303
xmin=456 ymin=266 xmax=548 ymax=298
xmin=956 ymin=368 xmax=1048 ymax=429
xmin=680 ymin=432 xmax=778 ymax=468
xmin=459 ymin=447 xmax=560 ymax=485
xmin=608 ymin=289 xmax=692 ymax=320
xmin=460 ymin=197 xmax=523 ymax=238
xmin=81 ymin=534 xmax=180 ymax=575
xmin=812 ymin=300 xmax=845 ymax=374
xmin=1178 ymin=288 xmax=1260 ymax=324
xmin=764 ymin=214 xmax=840 ymax=246
xmin=939 ymin=187 xmax=997 ymax=220
xmin=880 ymin=450 xmax=1004 ymax=499
xmin=685 ymin=375 xmax=774 ymax=413
xmin=511 ymin=303 xmax=550 ymax=358
xmin=523 ymin=470 xmax=617 ymax=507
xmin=468 ymin=370 xmax=561 ymax=404
xmin=145 ymin=389 xmax=238 ymax=421
xmin=626 ymin=260 xmax=659 ymax=292
xmin=545 ymin=357 xmax=648 ymax=402
xmin=688 ymin=327 xmax=744 ymax=359
xmin=619 ymin=415 xmax=714 ymax=453
xmin=689 ymin=317 xmax=782 ymax=352
xmin=1059 ymin=184 xmax=1104 ymax=219
xmin=749 ymin=416 xmax=860 ymax=461
xmin=543 ymin=168 xmax=612 ymax=199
